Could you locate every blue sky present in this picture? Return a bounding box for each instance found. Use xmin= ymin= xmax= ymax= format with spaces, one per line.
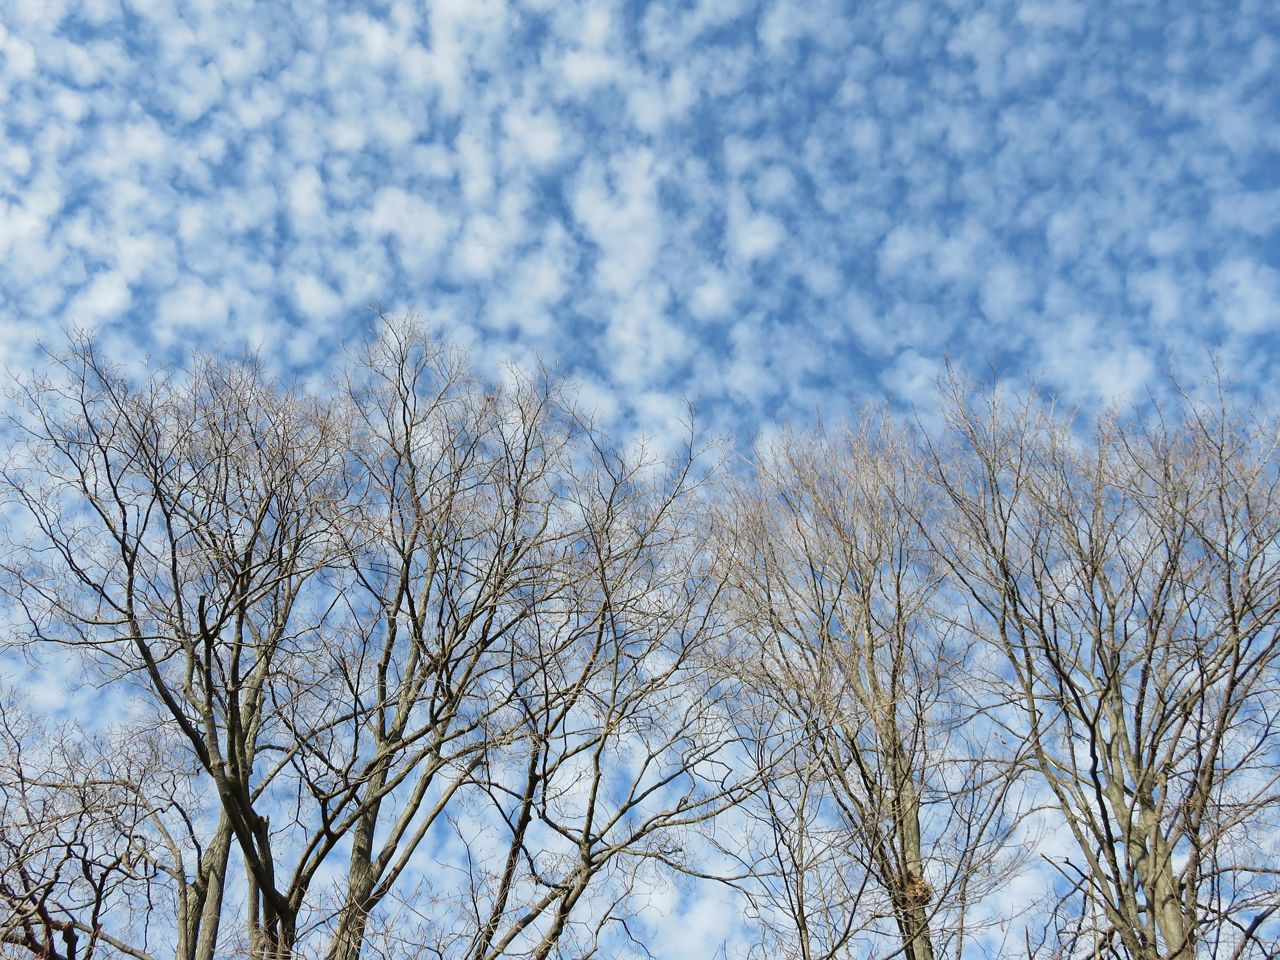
xmin=1 ymin=0 xmax=1278 ymax=435
xmin=2 ymin=2 xmax=1279 ymax=953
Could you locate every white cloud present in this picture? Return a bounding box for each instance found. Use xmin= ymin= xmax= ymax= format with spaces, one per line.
xmin=66 ymin=272 xmax=132 ymax=324
xmin=0 ymin=0 xmax=1271 ymax=504
xmin=879 ymin=223 xmax=937 ymax=277
xmin=559 ymin=49 xmax=620 ymax=92
xmin=1212 ymin=258 xmax=1280 ymax=334
xmin=291 ymin=273 xmax=343 ymax=319
xmin=948 ymin=12 xmax=1008 ymax=97
xmin=881 ymin=349 xmax=942 ymax=407
xmin=365 ymin=187 xmax=452 ymax=271
xmin=628 ymin=67 xmax=697 ymax=133
xmin=1017 ymin=0 xmax=1085 ymax=33
xmin=453 ymin=214 xmax=506 ymax=279
xmin=155 ymin=277 xmax=230 ymax=345
xmin=689 ymin=270 xmax=733 ymax=320
xmin=1211 ymin=190 xmax=1280 ymax=238
xmin=502 ymin=104 xmax=567 ymax=169
xmin=455 ymin=129 xmax=495 ymax=204
xmin=1128 ymin=267 xmax=1185 ymax=327
xmin=605 ymin=292 xmax=691 ymax=390
xmin=981 ymin=260 xmax=1033 ymax=324
xmin=729 ymin=192 xmax=785 ymax=263
xmin=288 ymin=165 xmax=326 ymax=227
xmin=0 ymin=30 xmax=38 ymax=80
xmin=570 ymin=150 xmax=663 ymax=296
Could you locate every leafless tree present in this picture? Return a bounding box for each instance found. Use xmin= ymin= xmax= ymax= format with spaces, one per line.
xmin=929 ymin=378 xmax=1280 ymax=960
xmin=1 ymin=335 xmax=361 ymax=958
xmin=0 ymin=320 xmax=752 ymax=960
xmin=0 ymin=688 xmax=236 ymax=960
xmin=343 ymin=414 xmax=753 ymax=960
xmin=17 ymin=320 xmax=1279 ymax=960
xmin=311 ymin=325 xmax=584 ymax=960
xmin=716 ymin=414 xmax=1022 ymax=960
xmin=0 ymin=693 xmax=152 ymax=960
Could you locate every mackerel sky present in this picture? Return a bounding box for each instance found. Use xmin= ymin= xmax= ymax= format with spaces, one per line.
xmin=1 ymin=0 xmax=1278 ymax=437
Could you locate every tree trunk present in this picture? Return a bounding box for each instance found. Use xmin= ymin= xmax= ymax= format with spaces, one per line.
xmin=326 ymin=802 xmax=381 ymax=960
xmin=175 ymin=814 xmax=233 ymax=960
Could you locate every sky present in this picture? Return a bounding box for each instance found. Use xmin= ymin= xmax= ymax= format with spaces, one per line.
xmin=1 ymin=2 xmax=1278 ymax=954
xmin=2 ymin=0 xmax=1278 ymax=443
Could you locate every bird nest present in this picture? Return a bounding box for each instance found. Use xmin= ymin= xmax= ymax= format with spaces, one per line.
xmin=903 ymin=871 xmax=934 ymax=906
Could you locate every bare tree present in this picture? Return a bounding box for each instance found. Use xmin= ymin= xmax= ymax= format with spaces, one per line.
xmin=0 ymin=321 xmax=751 ymax=960
xmin=0 ymin=688 xmax=236 ymax=960
xmin=21 ymin=320 xmax=1278 ymax=960
xmin=1 ymin=337 xmax=360 ymax=957
xmin=372 ymin=420 xmax=754 ymax=960
xmin=0 ymin=694 xmax=153 ymax=960
xmin=0 ymin=326 xmax=582 ymax=959
xmin=313 ymin=325 xmax=584 ymax=960
xmin=930 ymin=379 xmax=1280 ymax=960
xmin=716 ymin=415 xmax=1022 ymax=960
